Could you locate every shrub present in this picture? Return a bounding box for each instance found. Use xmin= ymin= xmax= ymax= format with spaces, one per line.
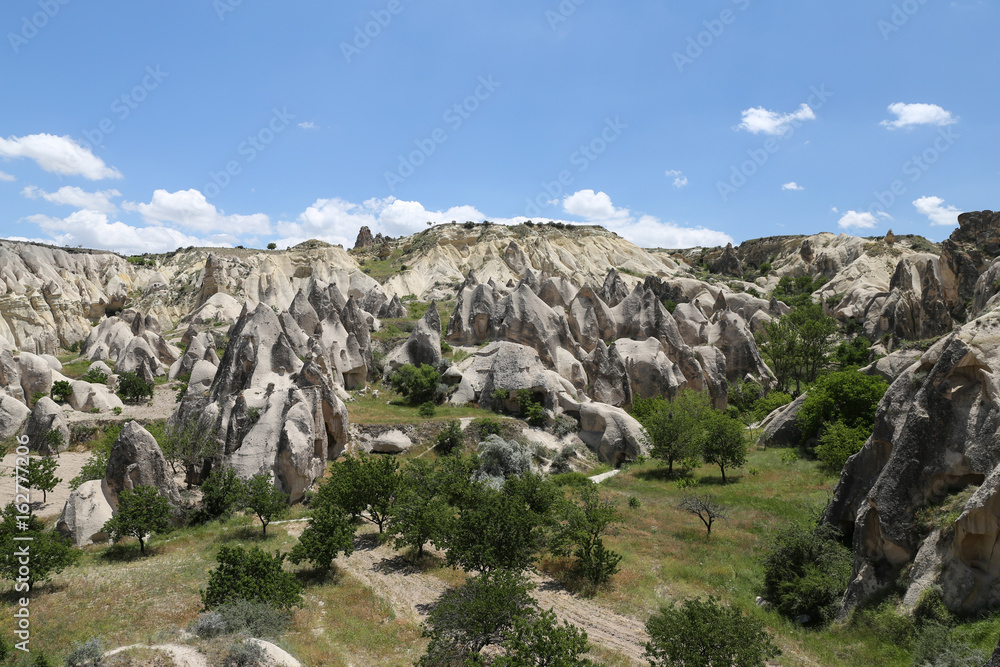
xmin=434 ymin=420 xmax=464 ymax=455
xmin=470 ymin=416 xmax=503 ymax=440
xmin=189 ymin=610 xmax=228 ymax=638
xmin=550 ymin=445 xmax=576 ymax=474
xmin=815 ymin=420 xmax=870 ymax=470
xmin=911 ymin=622 xmax=986 ymax=667
xmin=553 ymin=484 xmax=623 ymax=587
xmin=200 ymin=467 xmax=246 ymax=521
xmin=267 ymin=242 xmax=277 ymax=250
xmin=550 ymin=472 xmax=591 ymax=488
xmin=81 ymin=368 xmax=109 ymax=385
xmin=913 ymin=586 xmax=952 ymax=629
xmin=390 ymin=364 xmax=441 ymax=405
xmin=222 ymin=639 xmax=271 ymax=667
xmin=112 ymin=406 xmax=122 ymax=415
xmin=474 ymin=435 xmax=534 ymax=488
xmin=65 ymin=638 xmax=104 ymax=667
xmin=761 ymin=523 xmax=852 ymax=625
xmin=751 ymin=391 xmax=792 ymax=423
xmin=116 ymin=371 xmax=154 ymax=404
xmin=242 ymin=473 xmax=289 ymax=537
xmin=797 ymin=370 xmax=888 ymax=445
xmin=645 ymin=596 xmax=780 ymax=667
xmin=69 ymin=424 xmax=120 ymax=490
xmin=628 ymin=496 xmax=640 ymax=509
xmin=102 ymin=485 xmax=173 ymax=555
xmin=202 ymin=545 xmax=303 ymax=610
xmin=418 ymin=401 xmax=436 ymax=417
xmin=216 ymin=598 xmax=291 ymax=638
xmin=0 ymin=504 xmax=79 ymax=589
xmin=288 ymin=489 xmax=355 ymax=571
xmin=50 ymin=380 xmax=72 ymax=404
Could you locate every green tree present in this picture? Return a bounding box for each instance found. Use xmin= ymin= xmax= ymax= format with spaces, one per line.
xmin=116 ymin=370 xmax=154 ymax=404
xmin=815 ymin=420 xmax=871 ymax=470
xmin=700 ymin=410 xmax=747 ymax=483
xmin=0 ymin=504 xmax=79 ymax=589
xmin=750 ymin=391 xmax=792 ymax=424
xmin=761 ymin=522 xmax=852 ymax=624
xmin=159 ymin=418 xmax=218 ymax=489
xmin=201 ymin=545 xmax=302 ymax=610
xmin=495 ymin=609 xmax=594 ymax=667
xmin=755 ymin=317 xmax=801 ymax=394
xmin=389 ymin=459 xmax=452 ymax=559
xmin=390 ymin=364 xmax=441 ymax=405
xmin=645 ymin=596 xmax=781 ymax=667
xmin=200 ymin=467 xmax=246 ymax=521
xmin=796 ymin=370 xmax=889 ymax=445
xmin=553 ymin=483 xmax=623 ymax=587
xmin=242 ymin=473 xmax=289 ymax=537
xmin=49 ymin=380 xmax=72 ymax=404
xmin=326 ymin=453 xmax=401 ymax=532
xmin=267 ymin=242 xmax=277 ymax=250
xmin=23 ymin=456 xmax=60 ymax=503
xmin=288 ymin=481 xmax=355 ymax=571
xmin=419 ymin=569 xmax=536 ymax=664
xmin=834 ymin=335 xmax=873 ymax=368
xmin=787 ymin=303 xmax=838 ymax=386
xmin=632 ymin=390 xmax=711 ymax=475
xmin=434 ymin=420 xmax=464 ymax=455
xmin=102 ymin=486 xmax=173 ymax=555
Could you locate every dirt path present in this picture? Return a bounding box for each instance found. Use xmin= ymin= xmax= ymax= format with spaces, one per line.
xmin=0 ymin=451 xmax=90 ymax=518
xmin=283 ymin=523 xmax=647 ymax=663
xmin=104 ymin=644 xmax=208 ymax=667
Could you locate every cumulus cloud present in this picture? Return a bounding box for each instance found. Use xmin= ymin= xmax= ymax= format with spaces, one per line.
xmin=0 ymin=133 xmax=121 ymax=179
xmin=126 ymin=189 xmax=271 ymax=235
xmin=837 ymin=210 xmax=880 ymax=229
xmin=24 ymin=210 xmax=231 ymax=255
xmin=22 ymin=185 xmax=121 ymax=213
xmin=782 ymin=182 xmax=804 ymax=191
xmin=562 ymin=190 xmax=630 ymax=221
xmin=737 ymin=104 xmax=816 ymax=135
xmin=0 ymin=171 xmax=14 ymax=182
xmin=665 ymin=170 xmax=689 ymax=188
xmin=298 ymin=122 xmax=317 ymax=130
xmin=914 ymin=196 xmax=962 ymax=226
xmin=881 ymin=103 xmax=957 ymax=130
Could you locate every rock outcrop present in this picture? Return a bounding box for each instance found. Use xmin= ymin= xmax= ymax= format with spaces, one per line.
xmin=56 ymin=480 xmax=114 ymax=546
xmin=103 ymin=421 xmax=182 ymax=510
xmin=578 ymin=403 xmax=646 ymax=466
xmin=23 ymin=397 xmax=69 ymax=455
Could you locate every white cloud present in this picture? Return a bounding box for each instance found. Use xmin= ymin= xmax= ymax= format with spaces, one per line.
xmin=0 ymin=133 xmax=122 ymax=179
xmin=881 ymin=103 xmax=957 ymax=130
xmin=24 ymin=210 xmax=231 ymax=254
xmin=837 ymin=210 xmax=880 ymax=229
xmin=665 ymin=170 xmax=688 ymax=188
xmin=0 ymin=171 xmax=14 ymax=182
xmin=831 ymin=207 xmax=839 ymax=213
xmin=22 ymin=185 xmax=121 ymax=213
xmin=298 ymin=122 xmax=317 ymax=130
xmin=606 ymin=215 xmax=733 ymax=249
xmin=737 ymin=104 xmax=816 ymax=135
xmin=562 ymin=190 xmax=630 ymax=221
xmin=126 ymin=189 xmax=271 ymax=235
xmin=782 ymin=182 xmax=804 ymax=191
xmin=914 ymin=196 xmax=962 ymax=226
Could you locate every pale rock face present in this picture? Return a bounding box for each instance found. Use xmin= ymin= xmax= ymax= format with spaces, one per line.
xmin=18 ymin=352 xmax=53 ymax=402
xmin=56 ymin=480 xmax=114 ymax=546
xmin=599 ymin=269 xmax=630 ymax=307
xmin=40 ymin=354 xmax=62 ymax=371
xmin=492 ymin=284 xmax=579 ymax=367
xmin=704 ymin=309 xmax=775 ymax=385
xmin=582 ymin=341 xmax=631 ymax=407
xmin=616 ymin=338 xmax=688 ymax=402
xmin=23 ymin=397 xmax=70 ymax=455
xmin=103 ymin=421 xmax=182 ymax=511
xmin=567 ymin=286 xmax=616 ymax=354
xmin=755 ymin=393 xmax=806 ymax=448
xmin=860 ymin=349 xmax=922 ymax=383
xmin=0 ymin=337 xmax=23 ymax=402
xmin=190 ymin=292 xmax=243 ymax=325
xmin=385 ymin=303 xmax=442 ymax=371
xmin=116 ymin=336 xmax=166 ymax=383
xmin=0 ymin=393 xmax=30 ymax=440
xmin=453 ymin=342 xmax=576 ymax=413
xmin=360 ymin=429 xmax=413 ymax=454
xmin=578 ymin=402 xmax=646 ymax=466
xmin=68 ymin=380 xmax=123 ymax=413
xmin=246 ymin=639 xmax=301 ymax=667
xmin=447 ymin=282 xmax=499 ymax=346
xmin=168 ymin=331 xmax=219 ymax=380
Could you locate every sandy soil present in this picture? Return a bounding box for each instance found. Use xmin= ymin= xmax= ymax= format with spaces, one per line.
xmin=104 ymin=644 xmax=208 ymax=667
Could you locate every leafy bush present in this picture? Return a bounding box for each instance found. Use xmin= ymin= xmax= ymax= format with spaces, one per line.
xmin=913 ymin=586 xmax=952 ymax=629
xmin=0 ymin=504 xmax=80 ymax=589
xmin=418 ymin=401 xmax=436 ymax=417
xmin=221 ymin=639 xmax=271 ymax=667
xmin=469 ymin=416 xmax=503 ymax=440
xmin=645 ymin=596 xmax=780 ymax=667
xmin=390 ymin=364 xmax=441 ymax=405
xmin=65 ymin=638 xmax=104 ymax=667
xmin=911 ymin=622 xmax=986 ymax=667
xmin=474 ymin=435 xmax=534 ymax=488
xmin=517 ymin=389 xmax=546 ymax=427
xmin=728 ymin=379 xmax=764 ymax=416
xmin=494 ymin=609 xmax=594 ymax=667
xmin=216 ymin=598 xmax=291 ymax=639
xmin=551 ymin=415 xmax=578 ymax=438
xmin=200 ymin=467 xmax=246 ymax=521
xmin=102 ymin=485 xmax=173 ymax=555
xmin=761 ymin=523 xmax=852 ymax=625
xmin=189 ymin=610 xmax=228 ymax=638
xmin=751 ymin=391 xmax=793 ymax=423
xmin=202 ymin=545 xmax=303 ymax=610
xmin=434 ymin=420 xmax=464 ymax=455
xmin=834 ymin=336 xmax=873 ymax=367
xmin=550 ymin=472 xmax=591 ymax=488
xmin=69 ymin=425 xmax=120 ymax=490
xmin=550 ymin=445 xmax=576 ymax=474
xmin=815 ymin=420 xmax=870 ymax=470
xmin=553 ymin=484 xmax=623 ymax=587
xmin=116 ymin=370 xmax=153 ymax=404
xmin=50 ymin=380 xmax=72 ymax=404
xmin=797 ymin=370 xmax=888 ymax=444
xmin=81 ymin=368 xmax=109 ymax=385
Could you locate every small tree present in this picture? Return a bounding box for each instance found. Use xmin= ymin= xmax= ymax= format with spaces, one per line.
xmin=553 ymin=483 xmax=623 ymax=587
xmin=434 ymin=420 xmax=464 ymax=455
xmin=326 ymin=454 xmax=399 ymax=533
xmin=117 ymin=371 xmax=154 ymax=404
xmin=389 ymin=459 xmax=452 ymax=559
xmin=645 ymin=596 xmax=781 ymax=667
xmin=289 ymin=480 xmax=356 ymax=571
xmin=0 ymin=504 xmax=79 ymax=589
xmin=50 ymin=380 xmax=72 ymax=404
xmin=159 ymin=418 xmax=218 ymax=489
xmin=633 ymin=391 xmax=711 ymax=475
xmin=267 ymin=242 xmax=277 ymax=250
xmin=102 ymin=486 xmax=173 ymax=555
xmin=23 ymin=456 xmax=60 ymax=503
xmin=242 ymin=473 xmax=289 ymax=538
xmin=200 ymin=467 xmax=245 ymax=521
xmin=202 ymin=545 xmax=302 ymax=610
xmin=390 ymin=364 xmax=441 ymax=405
xmin=678 ymin=495 xmax=727 ymax=536
xmin=495 ymin=608 xmax=594 ymax=667
xmin=700 ymin=411 xmax=747 ymax=483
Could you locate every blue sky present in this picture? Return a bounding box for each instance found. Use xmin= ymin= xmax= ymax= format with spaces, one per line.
xmin=0 ymin=1 xmax=995 ymax=254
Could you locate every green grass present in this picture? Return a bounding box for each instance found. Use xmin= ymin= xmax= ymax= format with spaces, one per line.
xmin=565 ymin=448 xmax=918 ymax=666
xmin=349 ymin=385 xmax=484 ymax=425
xmin=60 ymin=358 xmax=93 ymax=379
